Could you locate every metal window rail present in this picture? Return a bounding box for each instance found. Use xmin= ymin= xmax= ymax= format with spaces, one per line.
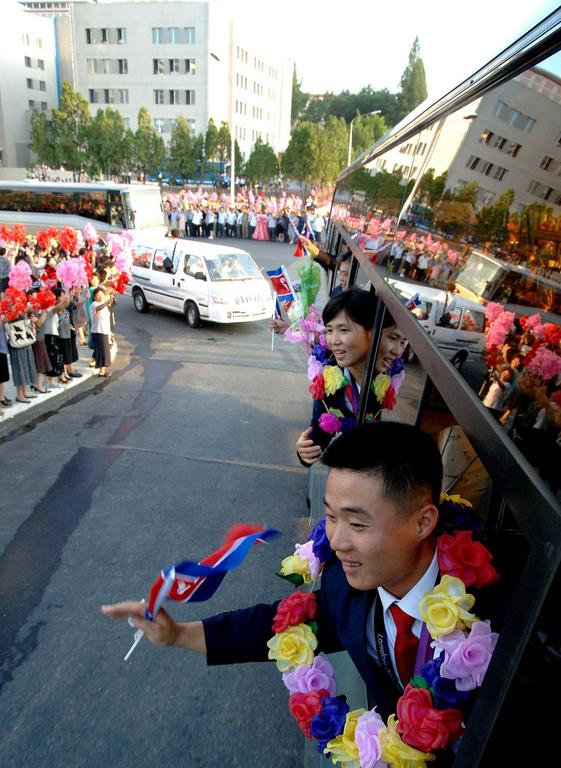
xmin=332 ymin=221 xmax=561 ymax=766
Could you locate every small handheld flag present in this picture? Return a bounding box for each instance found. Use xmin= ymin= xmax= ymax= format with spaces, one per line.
xmin=145 ymin=524 xmax=280 ymax=620
xmin=266 ymin=266 xmax=295 ymax=303
xmin=406 ymin=292 xmax=421 ymax=311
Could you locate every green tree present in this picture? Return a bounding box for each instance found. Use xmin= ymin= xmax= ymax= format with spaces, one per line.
xmin=349 ymin=113 xmax=387 ymax=162
xmin=133 ymin=107 xmax=165 ymax=181
xmin=474 ymin=190 xmax=514 ymax=244
xmin=216 ymin=120 xmax=231 ymax=163
xmin=168 ymin=115 xmax=197 ymax=181
xmin=397 ymin=38 xmax=427 ymax=119
xmin=324 ymin=115 xmax=348 ymax=176
xmin=86 ymin=108 xmax=126 ymax=179
xmin=51 ymin=81 xmax=91 ymax=180
xmin=205 ymin=117 xmax=219 ymax=161
xmin=245 ymin=139 xmax=279 ymax=184
xmin=291 ymin=65 xmax=308 ymax=125
xmin=417 ymin=168 xmax=447 ymax=208
xmin=452 ymin=181 xmax=479 ymax=206
xmin=282 ymin=122 xmax=335 ymax=187
xmin=29 ymin=109 xmax=60 ymax=169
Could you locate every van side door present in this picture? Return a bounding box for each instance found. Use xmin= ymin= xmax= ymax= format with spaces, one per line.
xmin=179 ymin=253 xmax=209 ymax=319
xmin=148 ymin=246 xmax=178 ymax=311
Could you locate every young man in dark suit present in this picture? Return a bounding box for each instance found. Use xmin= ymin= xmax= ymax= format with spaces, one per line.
xmin=102 ymin=422 xmax=442 ymax=722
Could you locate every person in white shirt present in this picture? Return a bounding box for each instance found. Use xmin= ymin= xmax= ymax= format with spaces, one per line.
xmin=90 ymin=287 xmax=115 ymax=378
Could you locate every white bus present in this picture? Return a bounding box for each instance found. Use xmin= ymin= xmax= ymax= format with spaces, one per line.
xmin=454 ymin=249 xmax=561 ymax=324
xmin=0 ymin=181 xmax=167 ymax=237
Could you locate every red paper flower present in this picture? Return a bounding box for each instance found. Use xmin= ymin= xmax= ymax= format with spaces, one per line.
xmin=59 ymin=226 xmax=78 ymax=254
xmin=0 ymin=288 xmax=28 ymax=321
xmin=308 ymin=373 xmax=325 ymax=400
xmin=0 ymin=224 xmax=10 ymax=242
xmin=382 ymin=386 xmax=397 ymax=410
xmin=273 ymin=591 xmax=317 ymax=634
xmin=437 ymin=530 xmax=498 ymax=589
xmin=289 ymin=689 xmax=328 ymax=739
xmin=544 ymin=324 xmax=561 ymax=347
xmin=9 ymin=224 xmax=27 ymax=245
xmin=397 ymin=685 xmax=463 ymax=752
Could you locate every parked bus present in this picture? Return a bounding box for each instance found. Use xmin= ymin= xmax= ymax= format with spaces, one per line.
xmin=0 ymin=181 xmax=167 ymax=237
xmin=312 ymin=8 xmax=561 ymax=767
xmin=454 ymin=248 xmax=561 ymax=321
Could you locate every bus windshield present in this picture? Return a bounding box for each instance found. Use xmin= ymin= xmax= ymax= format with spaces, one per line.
xmin=123 ymin=187 xmax=165 ymax=230
xmin=455 ymin=252 xmax=503 ymax=300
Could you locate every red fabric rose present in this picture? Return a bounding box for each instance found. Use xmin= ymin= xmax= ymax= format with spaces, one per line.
xmin=382 ymin=386 xmax=397 ymax=410
xmin=308 ymin=374 xmax=325 ymax=400
xmin=289 ymin=689 xmax=328 ymax=739
xmin=437 ymin=530 xmax=498 ymax=589
xmin=59 ymin=226 xmax=78 ymax=254
xmin=397 ymin=685 xmax=463 ymax=752
xmin=273 ymin=591 xmax=317 ymax=633
xmin=9 ymin=224 xmax=27 ymax=245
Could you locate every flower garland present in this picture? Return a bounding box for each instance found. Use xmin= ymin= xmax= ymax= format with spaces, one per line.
xmin=267 ymin=494 xmax=500 ymax=767
xmin=311 ymin=358 xmax=406 ymax=436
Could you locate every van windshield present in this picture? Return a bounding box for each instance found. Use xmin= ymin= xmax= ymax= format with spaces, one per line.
xmin=204 ymin=253 xmax=262 ymax=282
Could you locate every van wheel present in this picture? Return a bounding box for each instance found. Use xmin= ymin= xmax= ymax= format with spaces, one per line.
xmin=451 ymin=350 xmax=468 ymax=370
xmin=185 ymin=301 xmax=201 ymax=328
xmin=133 ymin=289 xmax=149 ymax=313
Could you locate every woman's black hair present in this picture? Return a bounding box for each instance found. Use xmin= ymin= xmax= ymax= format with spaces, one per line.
xmin=322 ymin=287 xmax=396 ymax=331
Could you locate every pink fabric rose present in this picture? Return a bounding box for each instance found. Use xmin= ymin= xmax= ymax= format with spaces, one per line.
xmin=355 ymin=708 xmax=387 ymax=768
xmin=307 ymin=355 xmax=324 ymax=383
xmin=8 ymin=261 xmax=32 ymax=291
xmin=282 ymin=653 xmax=337 ymax=696
xmin=439 ymin=620 xmax=499 ymax=691
xmin=319 ymin=411 xmax=342 ymax=434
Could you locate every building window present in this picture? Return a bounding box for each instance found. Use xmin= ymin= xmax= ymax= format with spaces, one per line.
xmin=185 ymin=58 xmax=196 ymax=74
xmin=24 ymin=56 xmax=32 ymax=67
xmin=86 ymin=27 xmax=126 ymax=45
xmin=39 ymin=81 xmax=46 ymax=92
xmin=154 ymin=89 xmax=165 ymax=105
xmin=26 ymin=78 xmax=33 ymax=89
xmin=153 ymin=58 xmax=164 ymax=74
xmin=541 ymin=156 xmax=554 ymax=170
xmin=37 ymin=59 xmax=45 ymax=71
xmin=41 ymin=102 xmax=48 ymax=111
xmin=168 ymin=27 xmax=180 ymax=44
xmin=185 ymin=90 xmax=195 ymax=105
xmin=154 ymin=118 xmax=165 ymax=134
xmin=528 ymin=180 xmax=553 ymax=201
xmin=28 ymin=99 xmax=35 ymax=109
xmin=185 ymin=27 xmax=195 ymax=43
xmin=494 ymin=100 xmax=535 ymax=133
xmin=152 ymin=27 xmax=164 ymax=44
xmin=169 ymin=89 xmax=180 ymax=105
xmin=169 ymin=58 xmax=180 ymax=73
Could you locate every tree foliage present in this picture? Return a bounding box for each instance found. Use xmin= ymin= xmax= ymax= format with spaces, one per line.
xmin=245 ymin=139 xmax=279 ymax=183
xmin=417 ymin=168 xmax=447 ymax=208
xmin=474 ymin=190 xmax=514 ymax=244
xmin=134 ymin=106 xmax=165 ymax=180
xmin=291 ymin=65 xmax=308 ymax=125
xmin=397 ymin=37 xmax=428 ymax=119
xmin=168 ymin=115 xmax=197 ymax=181
xmin=86 ymin=108 xmax=127 ymax=179
xmin=205 ymin=117 xmax=219 ymax=160
xmin=51 ymin=81 xmax=91 ymax=179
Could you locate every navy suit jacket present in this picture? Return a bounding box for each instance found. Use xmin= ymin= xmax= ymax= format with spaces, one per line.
xmin=203 ymin=554 xmax=403 ymax=721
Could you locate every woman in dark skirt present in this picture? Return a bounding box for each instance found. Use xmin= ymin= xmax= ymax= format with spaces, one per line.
xmin=43 ymin=287 xmax=67 ymax=386
xmin=90 ymin=286 xmax=114 ymax=377
xmin=31 ymin=310 xmax=51 ymax=393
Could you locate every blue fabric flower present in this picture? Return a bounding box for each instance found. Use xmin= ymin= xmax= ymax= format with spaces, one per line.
xmin=310 ymin=695 xmax=349 ymax=754
xmin=419 ymin=653 xmax=444 ymax=689
xmin=313 ymin=343 xmax=331 ymax=365
xmin=419 ymin=653 xmax=469 ymax=710
xmin=387 ymin=356 xmax=404 ymax=376
xmin=438 ymin=499 xmax=483 ymax=534
xmin=309 ymin=518 xmax=332 ymax=563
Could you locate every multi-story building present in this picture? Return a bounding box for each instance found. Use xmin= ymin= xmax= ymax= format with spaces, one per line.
xmin=19 ymin=0 xmax=292 ymax=162
xmin=0 ymin=1 xmax=59 ymax=170
xmin=372 ymin=65 xmax=561 ymax=215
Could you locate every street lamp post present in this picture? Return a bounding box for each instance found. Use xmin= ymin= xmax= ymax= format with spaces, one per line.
xmin=210 ymin=52 xmax=236 ymax=206
xmin=347 ymin=109 xmax=381 ymax=167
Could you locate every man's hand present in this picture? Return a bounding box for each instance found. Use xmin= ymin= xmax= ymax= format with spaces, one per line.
xmin=296 ymin=427 xmax=322 ymax=465
xmin=101 ymin=602 xmax=206 ymax=653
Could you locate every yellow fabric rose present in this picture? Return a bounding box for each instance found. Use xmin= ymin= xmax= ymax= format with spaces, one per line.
xmin=439 ymin=492 xmax=473 ymax=508
xmin=372 ymin=373 xmax=391 ymax=400
xmin=325 ymin=708 xmax=366 ymax=766
xmin=280 ymin=554 xmax=313 ymax=584
xmin=380 ymin=715 xmax=435 ymax=768
xmin=266 ymin=623 xmax=318 ymax=672
xmin=323 ymin=365 xmax=347 ymax=396
xmin=419 ymin=575 xmax=477 ymax=640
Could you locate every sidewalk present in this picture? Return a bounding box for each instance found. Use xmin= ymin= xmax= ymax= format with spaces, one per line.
xmin=0 ymin=345 xmax=113 ymax=434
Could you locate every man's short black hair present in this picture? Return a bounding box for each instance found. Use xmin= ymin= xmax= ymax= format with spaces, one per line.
xmin=322 ymin=287 xmax=396 ymax=331
xmin=336 ymin=249 xmax=352 ymax=265
xmin=321 ymin=422 xmax=442 ymax=510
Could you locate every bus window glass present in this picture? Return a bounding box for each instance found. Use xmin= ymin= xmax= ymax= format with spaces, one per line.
xmin=132 ymin=246 xmax=153 ymax=268
xmin=75 ymin=191 xmax=109 ymax=223
xmin=460 ymin=308 xmax=485 ymax=332
xmin=456 ymin=253 xmax=502 ymax=299
xmin=35 ymin=190 xmax=76 ymax=216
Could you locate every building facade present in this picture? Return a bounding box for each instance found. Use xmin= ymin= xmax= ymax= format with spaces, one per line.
xmin=1 ymin=2 xmax=59 ymax=170
xmin=371 ymin=66 xmax=561 ymax=215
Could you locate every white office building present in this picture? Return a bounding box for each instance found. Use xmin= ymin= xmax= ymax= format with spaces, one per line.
xmin=20 ymin=0 xmax=292 ymax=161
xmin=0 ymin=2 xmax=59 ymax=171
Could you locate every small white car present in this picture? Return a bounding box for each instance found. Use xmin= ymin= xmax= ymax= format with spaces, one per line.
xmin=130 ymin=237 xmax=274 ymax=327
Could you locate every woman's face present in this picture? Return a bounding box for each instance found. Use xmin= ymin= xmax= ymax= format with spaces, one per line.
xmin=325 ymin=310 xmax=372 ymax=371
xmin=375 ymin=324 xmax=408 ymax=374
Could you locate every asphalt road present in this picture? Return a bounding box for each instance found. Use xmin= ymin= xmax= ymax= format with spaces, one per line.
xmin=0 ymin=235 xmax=484 ymax=768
xmin=0 ymin=238 xmax=315 ymax=768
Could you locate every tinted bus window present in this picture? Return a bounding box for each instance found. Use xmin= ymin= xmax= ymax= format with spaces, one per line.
xmin=74 ymin=191 xmax=110 ymax=223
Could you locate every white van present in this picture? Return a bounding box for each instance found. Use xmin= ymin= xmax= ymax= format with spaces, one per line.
xmin=386 ymin=278 xmax=486 ymax=368
xmin=130 ymin=237 xmax=274 ymax=327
